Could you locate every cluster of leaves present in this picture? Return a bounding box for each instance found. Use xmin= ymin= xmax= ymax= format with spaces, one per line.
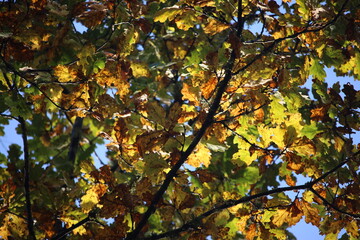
xmin=0 ymin=0 xmax=359 ymax=239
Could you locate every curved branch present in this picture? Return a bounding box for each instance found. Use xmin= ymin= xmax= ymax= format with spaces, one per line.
xmin=124 ymin=3 xmax=246 ymax=239
xmin=310 ymin=187 xmax=360 ymax=220
xmin=141 ymin=151 xmax=359 ymax=240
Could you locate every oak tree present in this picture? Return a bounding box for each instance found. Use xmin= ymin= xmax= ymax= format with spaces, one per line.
xmin=0 ymin=0 xmax=359 ymax=239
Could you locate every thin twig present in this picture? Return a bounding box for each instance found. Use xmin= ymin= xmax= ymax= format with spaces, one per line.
xmin=310 ymin=187 xmax=360 ymax=219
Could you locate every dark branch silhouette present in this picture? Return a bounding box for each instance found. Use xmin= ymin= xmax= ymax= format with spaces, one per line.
xmin=124 ymin=1 xmax=351 ymax=238
xmin=141 ymin=151 xmax=359 ymax=240
xmin=68 ymin=116 xmax=83 ymax=175
xmin=18 ymin=117 xmax=36 ymax=240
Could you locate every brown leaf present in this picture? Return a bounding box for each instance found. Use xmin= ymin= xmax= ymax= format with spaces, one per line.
xmin=135 ymin=130 xmax=170 ymax=157
xmin=300 ymin=201 xmax=320 ymax=226
xmin=310 ymin=104 xmax=330 ymax=121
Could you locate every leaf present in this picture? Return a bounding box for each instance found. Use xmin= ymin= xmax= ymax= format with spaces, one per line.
xmin=187 ymin=143 xmax=211 ymax=167
xmin=77 ymin=44 xmax=96 ymax=75
xmin=175 ymin=9 xmax=197 ymax=31
xmin=301 ymin=121 xmax=323 ymax=139
xmin=131 ymin=62 xmax=151 ymax=78
xmin=272 ymin=200 xmax=303 ymax=227
xmin=310 ymin=104 xmax=330 ymax=121
xmin=203 ymin=18 xmax=230 ymax=35
xmin=290 ymin=137 xmax=316 ymax=157
xmin=154 ymin=6 xmax=182 ymax=23
xmin=4 ymin=94 xmax=32 ymax=119
xmin=142 ymin=153 xmax=169 ymax=179
xmin=75 ymin=2 xmax=107 ymax=29
xmin=181 ymin=83 xmax=200 ymax=106
xmin=309 ymin=58 xmax=326 ymax=80
xmin=300 ymin=201 xmax=320 ymax=226
xmin=0 ymin=214 xmax=28 ymax=239
xmin=53 ymin=65 xmax=78 ymax=82
xmin=80 ymin=184 xmax=107 ymax=213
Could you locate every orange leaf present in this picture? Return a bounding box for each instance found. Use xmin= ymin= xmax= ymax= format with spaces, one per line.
xmin=181 ymin=83 xmax=200 ymax=106
xmin=201 ymin=76 xmax=217 ymax=99
xmin=310 ymin=104 xmax=330 ymax=121
xmin=203 ymin=18 xmax=230 ymax=35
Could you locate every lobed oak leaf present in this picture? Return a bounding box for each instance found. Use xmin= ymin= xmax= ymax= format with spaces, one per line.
xmin=181 ymin=83 xmax=201 ymax=106
xmin=75 ymin=2 xmax=107 ymax=29
xmin=300 ymin=201 xmax=320 ymax=226
xmin=53 ymin=65 xmax=77 ymax=83
xmin=154 ymin=6 xmax=182 ymax=22
xmin=290 ymin=137 xmax=316 ymax=157
xmin=201 ymin=76 xmax=217 ymax=99
xmin=269 ymin=229 xmax=287 ymax=240
xmin=178 ymin=104 xmax=198 ymax=123
xmin=81 ymin=183 xmax=108 ymax=213
xmin=175 ymin=9 xmax=197 ymax=31
xmin=345 ymin=220 xmax=359 ymax=239
xmin=135 ymin=130 xmax=170 ymax=157
xmin=310 ymin=104 xmax=330 ymax=121
xmin=187 ymin=143 xmax=211 ymax=167
xmin=245 ymin=223 xmax=257 ymax=240
xmin=203 ymin=18 xmax=230 ymax=36
xmin=272 ymin=201 xmax=303 ymax=227
xmin=0 ymin=214 xmax=28 ymax=240
xmin=285 ymin=152 xmax=304 ymax=174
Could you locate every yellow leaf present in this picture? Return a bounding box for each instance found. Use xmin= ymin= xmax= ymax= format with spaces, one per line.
xmin=95 ymin=69 xmax=130 ymax=97
xmin=271 ymin=126 xmax=287 ymax=149
xmin=272 ymin=200 xmax=303 ymax=227
xmin=187 ymin=143 xmax=211 ymax=167
xmin=0 ymin=214 xmax=28 ymax=240
xmin=53 ymin=65 xmax=77 ymax=82
xmin=345 ymin=220 xmax=359 ymax=238
xmin=77 ymin=44 xmax=95 ymax=75
xmin=178 ymin=104 xmax=198 ymax=123
xmin=175 ymin=9 xmax=197 ymax=31
xmin=81 ymin=184 xmax=107 ymax=213
xmin=154 ymin=6 xmax=182 ymax=23
xmin=131 ymin=62 xmax=150 ymax=78
xmin=290 ymin=137 xmax=316 ymax=157
xmin=302 ymin=190 xmax=314 ymax=203
xmin=269 ymin=229 xmax=287 ymax=240
xmin=203 ymin=18 xmax=230 ymax=35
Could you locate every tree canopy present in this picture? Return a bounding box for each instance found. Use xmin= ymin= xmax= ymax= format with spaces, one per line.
xmin=0 ymin=0 xmax=359 ymax=239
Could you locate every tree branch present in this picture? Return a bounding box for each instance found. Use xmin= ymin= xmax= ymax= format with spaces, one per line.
xmin=125 ymin=1 xmax=276 ymax=238
xmin=309 ymin=187 xmax=360 ymax=220
xmin=68 ymin=116 xmax=83 ymax=175
xmin=51 ymin=216 xmax=90 ymax=240
xmin=18 ymin=117 xmax=36 ymax=240
xmin=141 ymin=151 xmax=359 ymax=240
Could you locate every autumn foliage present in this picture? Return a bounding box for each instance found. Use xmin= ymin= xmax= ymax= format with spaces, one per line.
xmin=0 ymin=0 xmax=360 ymax=239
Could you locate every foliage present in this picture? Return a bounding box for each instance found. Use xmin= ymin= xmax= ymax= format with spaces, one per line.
xmin=0 ymin=0 xmax=359 ymax=239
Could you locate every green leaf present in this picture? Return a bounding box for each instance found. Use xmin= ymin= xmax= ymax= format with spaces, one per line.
xmin=4 ymin=94 xmax=32 ymax=119
xmin=301 ymin=121 xmax=323 ymax=139
xmin=309 ymin=58 xmax=327 ymax=80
